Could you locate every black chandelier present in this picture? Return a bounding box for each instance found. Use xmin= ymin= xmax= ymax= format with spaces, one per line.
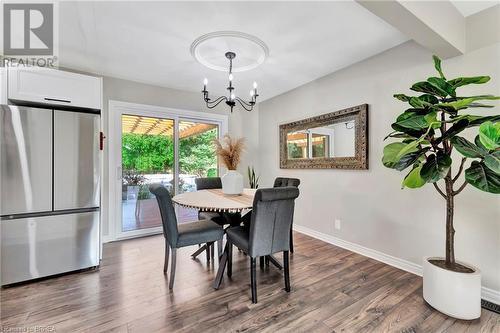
xmin=201 ymin=52 xmax=258 ymax=112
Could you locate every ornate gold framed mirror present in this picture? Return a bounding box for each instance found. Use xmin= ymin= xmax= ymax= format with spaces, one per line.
xmin=279 ymin=104 xmax=368 ymax=169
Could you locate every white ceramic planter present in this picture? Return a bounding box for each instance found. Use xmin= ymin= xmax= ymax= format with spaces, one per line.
xmin=423 ymin=257 xmax=481 ymax=320
xmin=221 ymin=170 xmax=244 ymax=195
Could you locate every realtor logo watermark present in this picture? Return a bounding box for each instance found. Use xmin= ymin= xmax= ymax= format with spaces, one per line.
xmin=2 ymin=2 xmax=58 ymax=68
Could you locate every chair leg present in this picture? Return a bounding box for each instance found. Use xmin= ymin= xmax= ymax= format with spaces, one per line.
xmin=267 ymin=255 xmax=283 ymax=270
xmin=191 ymin=244 xmax=207 ymax=259
xmin=164 ymin=241 xmax=170 ymax=273
xmin=211 ymin=243 xmax=215 ymax=261
xmin=206 ymin=242 xmax=210 ymax=262
xmin=213 ymin=242 xmax=229 ymax=289
xmin=283 ymin=251 xmax=290 ymax=292
xmin=227 ymin=241 xmax=233 ymax=278
xmin=217 ymin=239 xmax=223 ymax=258
xmin=290 ymin=228 xmax=294 ymax=254
xmin=250 ymin=257 xmax=257 ymax=303
xmin=169 ymin=248 xmax=177 ymax=289
xmin=265 ymin=256 xmax=269 ymax=266
xmin=259 ymin=256 xmax=264 ymax=269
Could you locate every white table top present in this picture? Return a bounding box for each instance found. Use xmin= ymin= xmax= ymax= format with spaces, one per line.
xmin=172 ymin=188 xmax=257 ymax=213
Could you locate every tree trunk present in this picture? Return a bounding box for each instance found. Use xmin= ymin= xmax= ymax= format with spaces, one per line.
xmin=444 ymin=175 xmax=455 ymax=266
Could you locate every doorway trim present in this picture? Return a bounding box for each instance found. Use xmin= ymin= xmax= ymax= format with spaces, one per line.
xmin=107 ymin=100 xmax=228 ymax=242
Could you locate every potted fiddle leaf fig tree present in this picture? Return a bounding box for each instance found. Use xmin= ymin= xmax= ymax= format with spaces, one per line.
xmin=382 ymin=55 xmax=500 ymax=320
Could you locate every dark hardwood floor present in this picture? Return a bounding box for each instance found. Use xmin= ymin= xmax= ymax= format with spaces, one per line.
xmin=1 ymin=232 xmax=498 ymax=332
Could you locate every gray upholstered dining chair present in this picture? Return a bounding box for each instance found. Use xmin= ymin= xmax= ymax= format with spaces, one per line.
xmin=194 ymin=177 xmax=223 ymax=223
xmin=242 ymin=177 xmax=301 ymax=256
xmin=149 ymin=184 xmax=224 ymax=289
xmin=195 ymin=177 xmax=242 ymax=225
xmin=273 ymin=177 xmax=300 ymax=253
xmin=194 ymin=177 xmax=224 ymax=259
xmin=223 ymin=187 xmax=300 ymax=303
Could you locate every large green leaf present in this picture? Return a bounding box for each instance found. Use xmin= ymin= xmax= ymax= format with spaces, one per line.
xmin=439 ymin=96 xmax=500 ymax=111
xmin=420 ymin=152 xmax=452 ymax=183
xmin=394 ymin=94 xmax=411 ymax=102
xmin=475 ymin=135 xmax=489 ymax=151
xmin=402 ymin=164 xmax=426 ymax=189
xmin=411 ymin=81 xmax=448 ymax=97
xmin=391 ymin=123 xmax=427 ymax=139
xmin=394 ymin=114 xmax=429 ymax=130
xmin=431 ymin=103 xmax=459 ymax=115
xmin=428 ymin=77 xmax=455 ymax=97
xmin=465 ymin=114 xmax=500 ymax=127
xmin=382 ymin=143 xmax=406 ymax=169
xmin=465 ymin=161 xmax=500 ymax=194
xmin=393 ymin=148 xmax=430 ymax=171
xmin=408 ymin=97 xmax=434 ymax=109
xmin=484 ymin=151 xmax=500 ymax=174
xmin=395 ymin=140 xmax=421 ymax=161
xmin=384 ymin=132 xmax=412 ymax=140
xmin=450 ymin=136 xmax=487 ymax=158
xmin=479 ymin=121 xmax=500 ymax=150
xmin=424 ymin=111 xmax=441 ymax=129
xmin=396 ymin=110 xmax=418 ymax=122
xmin=419 ymin=94 xmax=439 ymax=105
xmin=382 ymin=141 xmax=423 ymax=170
xmin=440 ymin=119 xmax=469 ymax=141
xmin=448 ymin=76 xmax=490 ymax=89
xmin=433 ymin=55 xmax=445 ymax=80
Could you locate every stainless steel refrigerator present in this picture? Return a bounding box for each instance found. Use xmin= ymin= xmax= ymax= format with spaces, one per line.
xmin=1 ymin=105 xmax=100 ymax=285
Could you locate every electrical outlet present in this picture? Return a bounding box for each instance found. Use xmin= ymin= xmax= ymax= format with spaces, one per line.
xmin=334 ymin=219 xmax=341 ymax=230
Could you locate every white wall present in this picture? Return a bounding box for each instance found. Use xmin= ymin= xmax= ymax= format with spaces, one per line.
xmin=258 ymin=41 xmax=500 ymax=293
xmin=99 ymin=76 xmax=259 ymax=239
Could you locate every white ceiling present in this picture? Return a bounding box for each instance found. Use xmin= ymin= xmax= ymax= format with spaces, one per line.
xmin=59 ymin=1 xmax=409 ymax=101
xmin=451 ymin=0 xmax=499 ymax=17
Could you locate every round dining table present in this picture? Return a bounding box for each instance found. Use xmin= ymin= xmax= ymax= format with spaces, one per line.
xmin=171 ymin=188 xmax=282 ymax=289
xmin=172 ymin=188 xmax=257 ymax=213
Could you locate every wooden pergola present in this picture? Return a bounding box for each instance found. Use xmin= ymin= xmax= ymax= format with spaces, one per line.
xmin=121 ymin=115 xmax=217 ymax=138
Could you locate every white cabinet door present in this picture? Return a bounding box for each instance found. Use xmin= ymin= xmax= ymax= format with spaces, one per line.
xmin=8 ymin=68 xmax=102 ymax=110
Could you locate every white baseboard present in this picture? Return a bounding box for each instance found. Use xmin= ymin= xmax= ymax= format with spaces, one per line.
xmin=293 ymin=224 xmax=500 ymax=305
xmin=481 ymin=287 xmax=500 ymax=305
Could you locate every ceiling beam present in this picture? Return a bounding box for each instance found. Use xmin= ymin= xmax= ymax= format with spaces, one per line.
xmin=356 ymin=0 xmax=465 ymax=58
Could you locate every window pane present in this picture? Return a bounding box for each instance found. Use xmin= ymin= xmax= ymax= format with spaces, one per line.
xmin=312 ymin=133 xmax=329 ymax=158
xmin=178 ymin=121 xmax=219 ymax=195
xmin=287 ymin=131 xmax=308 ymax=159
xmin=121 ymin=114 xmax=174 ymax=232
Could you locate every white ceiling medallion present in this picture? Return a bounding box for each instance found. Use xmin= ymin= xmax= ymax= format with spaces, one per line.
xmin=190 ymin=31 xmax=269 ymax=72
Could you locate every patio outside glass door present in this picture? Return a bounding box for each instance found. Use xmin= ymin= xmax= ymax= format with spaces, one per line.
xmin=121 ymin=114 xmax=175 ymax=233
xmin=119 ymin=114 xmax=220 ymax=236
xmin=176 ymin=119 xmax=219 ymax=222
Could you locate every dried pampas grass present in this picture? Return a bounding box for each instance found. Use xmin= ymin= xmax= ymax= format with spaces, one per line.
xmin=214 ymin=134 xmax=245 ymax=170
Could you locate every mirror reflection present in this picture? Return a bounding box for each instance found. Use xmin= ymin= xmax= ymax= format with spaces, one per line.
xmin=286 ymin=120 xmax=355 ymax=159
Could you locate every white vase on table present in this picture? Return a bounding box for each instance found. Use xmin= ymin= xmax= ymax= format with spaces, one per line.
xmin=221 ymin=170 xmax=244 ymax=195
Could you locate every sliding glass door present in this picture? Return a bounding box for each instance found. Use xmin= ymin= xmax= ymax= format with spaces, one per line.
xmin=121 ymin=114 xmax=174 ymax=233
xmin=111 ymin=102 xmax=226 ymax=240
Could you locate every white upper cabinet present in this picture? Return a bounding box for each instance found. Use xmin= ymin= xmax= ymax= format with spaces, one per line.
xmin=8 ymin=68 xmax=102 ymax=110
